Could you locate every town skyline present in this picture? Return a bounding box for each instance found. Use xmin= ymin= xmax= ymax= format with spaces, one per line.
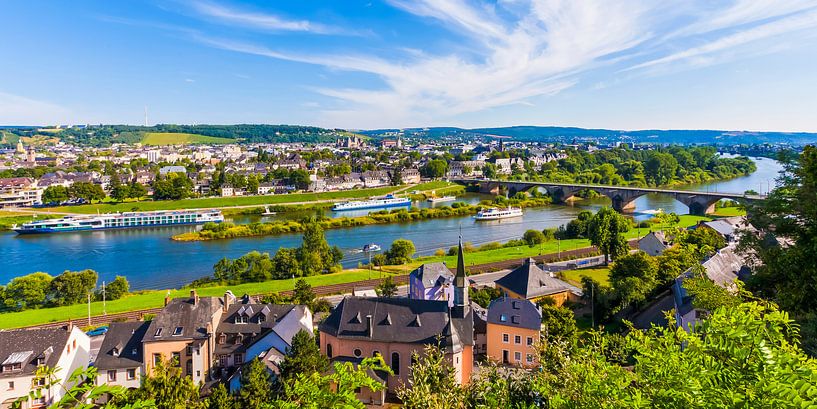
xmin=2 ymin=1 xmax=817 ymax=132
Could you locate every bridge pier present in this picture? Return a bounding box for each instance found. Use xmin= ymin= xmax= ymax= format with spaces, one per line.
xmin=609 ymin=191 xmax=645 ymax=214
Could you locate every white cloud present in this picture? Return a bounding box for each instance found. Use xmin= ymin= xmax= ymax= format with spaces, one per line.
xmin=0 ymin=92 xmax=72 ymax=125
xmin=191 ymin=1 xmax=359 ymax=36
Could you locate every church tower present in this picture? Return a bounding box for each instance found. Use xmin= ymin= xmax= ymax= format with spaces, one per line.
xmin=453 ymin=236 xmax=468 ymax=309
xmin=15 ymin=140 xmax=24 ymax=154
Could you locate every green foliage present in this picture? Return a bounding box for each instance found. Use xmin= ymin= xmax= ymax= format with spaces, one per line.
xmin=421 ymin=159 xmax=449 ymax=178
xmin=126 ymin=359 xmax=202 ymax=409
xmin=42 ymin=185 xmax=69 ymax=203
xmin=397 ymin=344 xmax=467 ymax=409
xmin=470 ymin=286 xmax=503 ymax=308
xmin=21 ymin=366 xmax=155 ymax=409
xmin=152 ymin=173 xmax=193 ymax=200
xmin=608 ymin=252 xmax=659 ymax=312
xmin=375 ymin=276 xmax=398 ymax=297
xmin=205 ymin=383 xmax=234 ymax=409
xmin=586 ymin=207 xmax=630 ymax=263
xmin=68 ymin=181 xmax=105 ymax=202
xmin=273 ymin=357 xmax=391 ymax=409
xmin=3 ymin=272 xmax=53 ymax=310
xmin=100 ymin=276 xmax=130 ymax=301
xmin=47 ymin=269 xmax=97 ymax=307
xmin=522 ymin=229 xmax=546 ymax=247
xmin=291 ymin=279 xmax=316 ymax=306
xmin=682 ymin=270 xmax=743 ymax=312
xmin=278 ymin=329 xmax=329 ymax=384
xmin=384 ymin=238 xmax=416 ymax=265
xmin=237 ymin=358 xmax=274 ymax=409
xmin=539 ymin=304 xmax=578 ymax=344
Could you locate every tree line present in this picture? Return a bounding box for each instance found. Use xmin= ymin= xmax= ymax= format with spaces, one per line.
xmin=0 ymin=270 xmax=129 ymax=312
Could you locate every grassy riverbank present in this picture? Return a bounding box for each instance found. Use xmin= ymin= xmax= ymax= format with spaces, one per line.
xmin=0 ymin=269 xmax=394 ymax=329
xmin=0 ymin=213 xmax=61 ymax=231
xmin=48 ymin=186 xmax=403 ymax=214
xmin=172 ymin=197 xmax=552 ymax=241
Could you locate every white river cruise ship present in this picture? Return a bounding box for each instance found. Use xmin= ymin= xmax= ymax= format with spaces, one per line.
xmin=13 ymin=210 xmax=224 ymax=234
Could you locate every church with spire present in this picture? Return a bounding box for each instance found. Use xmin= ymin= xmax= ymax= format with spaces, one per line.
xmin=318 ymin=237 xmax=475 ymax=399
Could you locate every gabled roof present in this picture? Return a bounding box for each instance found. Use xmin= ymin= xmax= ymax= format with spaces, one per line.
xmin=95 ymin=322 xmax=149 ymax=370
xmin=495 ymin=258 xmax=571 ymax=299
xmin=319 ymin=297 xmax=473 ymax=351
xmin=410 ymin=262 xmax=453 ymax=287
xmin=144 ymin=295 xmax=222 ymax=342
xmin=0 ymin=327 xmax=72 ymax=378
xmin=699 ymin=220 xmax=735 ymax=238
xmin=487 ymin=298 xmax=541 ymax=330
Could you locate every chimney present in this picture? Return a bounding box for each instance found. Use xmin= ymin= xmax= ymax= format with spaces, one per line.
xmin=366 ymin=314 xmax=373 ymax=338
xmin=223 ymin=291 xmax=233 ymax=312
xmin=190 ymin=289 xmax=199 ymax=305
xmin=164 ymin=295 xmax=170 ymax=306
xmin=66 ymin=321 xmax=73 ymax=332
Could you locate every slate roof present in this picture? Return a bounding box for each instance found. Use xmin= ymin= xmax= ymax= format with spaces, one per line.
xmin=487 ymin=298 xmax=541 ymax=330
xmin=319 ymin=297 xmax=473 ymax=352
xmin=410 ymin=262 xmax=453 ymax=287
xmin=699 ymin=220 xmax=735 ymax=238
xmin=0 ymin=327 xmax=71 ymax=378
xmin=143 ymin=295 xmax=222 ymax=342
xmin=95 ymin=322 xmax=149 ymax=370
xmin=495 ymin=258 xmax=571 ymax=299
xmin=215 ymin=304 xmax=297 ymax=355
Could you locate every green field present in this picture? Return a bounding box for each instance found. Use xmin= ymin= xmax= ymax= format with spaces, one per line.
xmin=49 ymin=186 xmax=401 ymax=214
xmin=712 ymin=206 xmax=747 ymax=217
xmin=561 ymin=267 xmax=611 ymax=286
xmin=0 ymin=270 xmax=396 ymax=330
xmin=141 ymin=132 xmax=234 ymax=145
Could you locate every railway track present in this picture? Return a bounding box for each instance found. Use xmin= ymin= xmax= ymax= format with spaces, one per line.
xmin=16 ymin=241 xmax=633 ymax=331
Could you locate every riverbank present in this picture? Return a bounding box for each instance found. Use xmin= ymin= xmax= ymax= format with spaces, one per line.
xmin=172 ymin=197 xmax=551 ymax=241
xmin=0 ymin=213 xmax=711 ymax=329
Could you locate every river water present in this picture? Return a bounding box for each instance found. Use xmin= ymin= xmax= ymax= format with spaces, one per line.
xmin=0 ymin=156 xmax=783 ymax=290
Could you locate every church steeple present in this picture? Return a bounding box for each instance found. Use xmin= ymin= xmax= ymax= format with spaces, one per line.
xmin=453 ymin=235 xmax=468 ymax=308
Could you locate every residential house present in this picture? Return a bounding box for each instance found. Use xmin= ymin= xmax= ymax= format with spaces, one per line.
xmin=493 ymin=158 xmax=512 ymax=174
xmin=408 ymin=262 xmax=454 ymax=306
xmin=0 ymin=326 xmax=90 ymax=409
xmin=694 ymin=220 xmax=737 ymax=242
xmin=94 ymin=322 xmax=150 ymax=392
xmin=638 ymin=231 xmax=669 ymax=256
xmin=319 ymin=239 xmax=474 ymax=394
xmin=494 ymin=258 xmax=577 ymax=306
xmin=159 ymin=166 xmax=187 ymax=176
xmin=399 ymin=168 xmax=421 ymax=184
xmin=0 ymin=178 xmax=42 ymax=208
xmin=361 ymin=171 xmax=390 ymax=188
xmin=486 ymin=298 xmax=541 ymax=367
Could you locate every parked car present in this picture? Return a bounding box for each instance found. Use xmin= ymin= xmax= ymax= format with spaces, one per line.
xmin=86 ymin=326 xmax=108 ymax=337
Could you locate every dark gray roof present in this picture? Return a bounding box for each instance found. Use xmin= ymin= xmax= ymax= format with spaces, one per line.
xmin=95 ymin=322 xmax=149 ymax=370
xmin=487 ymin=298 xmax=541 ymax=330
xmin=319 ymin=297 xmax=473 ymax=351
xmin=699 ymin=220 xmax=735 ymax=237
xmin=495 ymin=258 xmax=571 ymax=299
xmin=0 ymin=327 xmax=71 ymax=378
xmin=215 ymin=304 xmax=296 ymax=355
xmin=410 ymin=262 xmax=453 ymax=287
xmin=143 ymin=295 xmax=222 ymax=342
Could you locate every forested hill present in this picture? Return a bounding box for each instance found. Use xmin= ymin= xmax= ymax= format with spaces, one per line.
xmin=360 ymin=126 xmax=817 ymax=146
xmin=0 ymin=124 xmax=351 ymax=147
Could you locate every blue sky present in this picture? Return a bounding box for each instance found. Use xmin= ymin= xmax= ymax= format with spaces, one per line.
xmin=1 ymin=0 xmax=817 ymax=131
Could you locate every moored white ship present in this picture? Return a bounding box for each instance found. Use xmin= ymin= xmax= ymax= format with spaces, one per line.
xmin=427 ymin=195 xmax=456 ymax=203
xmin=473 ymin=206 xmax=523 ymax=220
xmin=13 ymin=210 xmax=224 ymax=234
xmin=332 ymin=194 xmax=411 ymax=211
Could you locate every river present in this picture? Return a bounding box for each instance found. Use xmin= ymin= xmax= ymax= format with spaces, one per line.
xmin=0 ymin=156 xmax=783 ymax=290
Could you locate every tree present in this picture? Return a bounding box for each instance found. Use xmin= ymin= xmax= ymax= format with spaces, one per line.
xmin=482 ymin=163 xmax=497 ymax=179
xmin=608 ymin=251 xmax=658 ymax=311
xmin=297 ymin=220 xmax=340 ymax=275
xmin=100 ymin=275 xmax=130 ymax=301
xmin=206 ymin=383 xmax=235 ymax=409
xmin=644 ymin=151 xmax=679 ymax=186
xmin=246 ymin=175 xmax=260 ymax=194
xmin=421 ymin=159 xmax=448 ymax=179
xmin=397 ymin=344 xmax=466 ymax=409
xmin=127 ymin=358 xmax=202 ymax=409
xmin=538 ymin=304 xmax=578 ymax=344
xmin=375 ymin=276 xmax=398 ymax=297
xmin=292 ymin=279 xmax=316 ymax=306
xmin=152 ymin=173 xmax=193 ymax=200
xmin=110 ymin=173 xmax=130 ymax=202
xmin=523 ymin=229 xmax=545 ymax=247
xmin=42 ymin=185 xmax=69 ymax=204
xmin=46 ymin=269 xmax=98 ymax=307
xmin=586 ymin=207 xmax=630 ymax=264
xmin=68 ymin=181 xmax=106 ymax=202
xmin=274 ymin=357 xmax=390 ymax=409
xmin=24 ymin=366 xmax=155 ymax=409
xmin=384 ymin=239 xmax=415 ymax=265
xmin=128 ymin=181 xmax=147 ymax=199
xmin=237 ymin=358 xmax=274 ymax=409
xmin=278 ymin=329 xmax=329 ymax=384
xmin=4 ymin=272 xmax=53 ymax=310
xmin=271 ymin=247 xmax=302 ymax=279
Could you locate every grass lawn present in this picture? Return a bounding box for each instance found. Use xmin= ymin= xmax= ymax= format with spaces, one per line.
xmin=141 ymin=132 xmax=233 ymax=145
xmin=48 ymin=186 xmax=402 ymax=214
xmin=0 ymin=269 xmax=396 ymax=330
xmin=0 ymin=214 xmax=61 ymax=230
xmin=406 ymin=180 xmax=457 ymax=192
xmin=712 ymin=207 xmax=747 ymax=217
xmin=561 ymin=266 xmax=611 ymax=286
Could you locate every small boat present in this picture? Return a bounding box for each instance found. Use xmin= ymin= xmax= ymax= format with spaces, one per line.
xmin=427 ymin=196 xmax=456 ymax=203
xmin=474 ymin=206 xmax=523 ymax=221
xmin=362 ymin=243 xmax=381 ymax=252
xmin=262 ymin=206 xmax=276 ymax=216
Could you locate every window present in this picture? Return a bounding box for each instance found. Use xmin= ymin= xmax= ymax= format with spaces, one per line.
xmin=186 ymin=345 xmax=193 ymax=355
xmin=353 ymin=348 xmax=362 ymax=358
xmin=173 ymin=327 xmax=183 ymax=336
xmin=219 ymin=355 xmax=228 ymax=367
xmin=391 ymin=352 xmax=400 ymax=376
xmin=33 ymin=396 xmax=46 ymax=405
xmin=112 ymin=348 xmax=120 ymax=357
xmin=186 ymin=360 xmax=193 ymax=375
xmin=132 ymin=348 xmax=138 ymax=356
xmin=73 ymin=340 xmax=76 ymax=349
xmin=35 ymin=357 xmax=45 ymax=366
xmin=502 ymin=333 xmax=509 ymax=343
xmin=526 ymin=354 xmax=534 ymax=364
xmin=499 ymin=314 xmax=507 ymax=322
xmin=108 ymin=370 xmax=117 ymax=382
xmin=236 ymin=334 xmax=244 ymax=345
xmin=33 ymin=377 xmax=46 ymax=387
xmin=234 ymin=354 xmax=243 ymax=365
xmin=258 ymin=315 xmax=266 ymax=323
xmin=514 ymin=335 xmax=521 ymax=344
xmin=219 ymin=333 xmax=226 ymax=344
xmin=154 ymin=328 xmax=163 ymax=337
xmin=326 ymin=344 xmax=333 ymax=358
xmin=153 ymin=354 xmax=162 ymax=366
xmin=527 ymin=337 xmax=533 ymax=346
xmin=514 ymin=352 xmax=521 ymax=362
xmin=7 ymin=381 xmax=13 ymax=390
xmin=126 ymin=369 xmax=136 ymax=380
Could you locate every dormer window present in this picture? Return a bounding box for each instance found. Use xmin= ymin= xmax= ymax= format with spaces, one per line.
xmin=173 ymin=327 xmax=183 ymax=336
xmin=235 ymin=334 xmax=244 ymax=345
xmin=155 ymin=328 xmax=163 ymax=337
xmin=500 ymin=314 xmax=507 ymax=322
xmin=131 ymin=348 xmax=138 ymax=356
xmin=35 ymin=357 xmax=45 ymax=366
xmin=112 ymin=348 xmax=120 ymax=357
xmin=218 ymin=333 xmax=226 ymax=344
xmin=257 ymin=314 xmax=265 ymax=323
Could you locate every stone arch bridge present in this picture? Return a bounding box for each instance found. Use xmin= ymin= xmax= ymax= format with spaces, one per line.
xmin=452 ymin=178 xmax=766 ymax=216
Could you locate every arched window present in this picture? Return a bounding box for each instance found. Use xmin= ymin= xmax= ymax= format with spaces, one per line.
xmin=326 ymin=344 xmax=333 ymax=358
xmin=391 ymin=352 xmax=400 ymax=375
